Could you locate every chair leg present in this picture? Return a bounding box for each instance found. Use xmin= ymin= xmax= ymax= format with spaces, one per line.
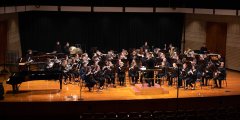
xmin=200 ymin=80 xmax=203 ymax=89
xmin=224 ymin=80 xmax=227 ymax=87
xmin=193 ymin=81 xmax=196 ymax=90
xmin=209 ymin=79 xmax=214 ymax=89
xmin=200 ymin=79 xmax=203 ymax=89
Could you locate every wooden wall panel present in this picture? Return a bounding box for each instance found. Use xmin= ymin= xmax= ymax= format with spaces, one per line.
xmin=0 ymin=21 xmax=7 ymax=65
xmin=206 ymin=22 xmax=227 ymax=57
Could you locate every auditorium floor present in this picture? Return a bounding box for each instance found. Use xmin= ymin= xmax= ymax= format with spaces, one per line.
xmin=0 ymin=70 xmax=240 ymax=102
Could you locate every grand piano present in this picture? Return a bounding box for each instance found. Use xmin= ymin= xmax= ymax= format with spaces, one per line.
xmin=6 ymin=52 xmax=65 ymax=93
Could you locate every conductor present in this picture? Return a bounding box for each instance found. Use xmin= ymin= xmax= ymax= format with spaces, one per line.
xmin=145 ymin=52 xmax=155 ymax=87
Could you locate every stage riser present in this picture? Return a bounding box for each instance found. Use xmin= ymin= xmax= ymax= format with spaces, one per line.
xmin=131 ymin=84 xmax=169 ymax=95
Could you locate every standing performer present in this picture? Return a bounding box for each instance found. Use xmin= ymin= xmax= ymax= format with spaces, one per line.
xmin=145 ymin=52 xmax=155 ymax=87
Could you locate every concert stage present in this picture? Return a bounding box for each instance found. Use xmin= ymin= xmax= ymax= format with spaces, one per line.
xmin=1 ymin=70 xmax=240 ymax=119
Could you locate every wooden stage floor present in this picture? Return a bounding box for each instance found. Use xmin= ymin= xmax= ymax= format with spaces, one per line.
xmin=1 ymin=70 xmax=240 ymax=102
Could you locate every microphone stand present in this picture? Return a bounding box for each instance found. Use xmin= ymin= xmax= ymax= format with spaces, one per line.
xmin=176 ymin=63 xmax=181 ymax=114
xmin=78 ymin=79 xmax=84 ymax=101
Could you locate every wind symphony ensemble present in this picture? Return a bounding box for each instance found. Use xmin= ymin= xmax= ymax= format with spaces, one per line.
xmin=24 ymin=43 xmax=226 ymax=92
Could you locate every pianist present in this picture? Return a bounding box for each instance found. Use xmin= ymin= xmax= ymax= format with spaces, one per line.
xmin=26 ymin=49 xmax=33 ymax=62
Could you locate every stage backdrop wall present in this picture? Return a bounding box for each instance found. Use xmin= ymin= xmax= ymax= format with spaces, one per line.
xmin=185 ymin=14 xmax=240 ymax=71
xmin=18 ymin=11 xmax=183 ymax=54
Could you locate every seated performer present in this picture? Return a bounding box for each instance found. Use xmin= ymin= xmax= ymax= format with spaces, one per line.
xmin=117 ymin=60 xmax=126 ymax=86
xmin=79 ymin=62 xmax=88 ymax=82
xmin=142 ymin=41 xmax=149 ymax=52
xmin=184 ymin=65 xmax=197 ymax=89
xmin=213 ymin=62 xmax=226 ymax=88
xmin=63 ymin=42 xmax=70 ymax=54
xmin=45 ymin=58 xmax=54 ymax=70
xmin=92 ymin=61 xmax=105 ymax=90
xmin=168 ymin=63 xmax=178 ymax=86
xmin=160 ymin=58 xmax=172 ymax=84
xmin=85 ymin=65 xmax=97 ymax=92
xmin=103 ymin=60 xmax=116 ymax=87
xmin=129 ymin=59 xmax=139 ymax=85
xmin=69 ymin=58 xmax=80 ymax=82
xmin=155 ymin=61 xmax=167 ymax=85
xmin=203 ymin=62 xmax=214 ymax=86
xmin=54 ymin=41 xmax=62 ymax=53
xmin=179 ymin=63 xmax=188 ymax=88
xmin=61 ymin=59 xmax=72 ymax=84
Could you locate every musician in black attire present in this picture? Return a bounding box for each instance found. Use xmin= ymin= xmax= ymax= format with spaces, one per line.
xmin=197 ymin=55 xmax=207 ymax=85
xmin=142 ymin=41 xmax=149 ymax=52
xmin=179 ymin=63 xmax=188 ymax=87
xmin=129 ymin=49 xmax=138 ymax=64
xmin=168 ymin=63 xmax=178 ymax=86
xmin=61 ymin=59 xmax=72 ymax=84
xmin=155 ymin=61 xmax=167 ymax=85
xmin=204 ymin=62 xmax=214 ymax=86
xmin=54 ymin=41 xmax=62 ymax=53
xmin=25 ymin=49 xmax=33 ymax=62
xmin=213 ymin=62 xmax=226 ymax=88
xmin=69 ymin=59 xmax=80 ymax=82
xmin=200 ymin=44 xmax=208 ymax=54
xmin=145 ymin=52 xmax=155 ymax=87
xmin=118 ymin=60 xmax=126 ymax=86
xmin=79 ymin=62 xmax=88 ymax=82
xmin=129 ymin=59 xmax=139 ymax=85
xmin=63 ymin=42 xmax=70 ymax=54
xmin=85 ymin=65 xmax=97 ymax=92
xmin=185 ymin=65 xmax=197 ymax=89
xmin=215 ymin=55 xmax=225 ymax=67
xmin=103 ymin=61 xmax=116 ymax=87
xmin=92 ymin=62 xmax=105 ymax=90
xmin=163 ymin=58 xmax=172 ymax=86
